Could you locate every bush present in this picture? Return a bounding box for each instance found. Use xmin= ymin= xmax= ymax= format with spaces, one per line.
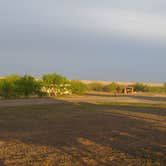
xmin=70 ymin=81 xmax=87 ymax=95
xmin=164 ymin=83 xmax=166 ymax=92
xmin=0 ymin=75 xmax=43 ymax=98
xmin=132 ymin=82 xmax=166 ymax=93
xmin=148 ymin=86 xmax=164 ymax=93
xmin=103 ymin=83 xmax=121 ymax=92
xmin=0 ymin=75 xmax=21 ymax=98
xmin=133 ymin=83 xmax=150 ymax=92
xmin=0 ymin=79 xmax=13 ymax=98
xmin=87 ymin=82 xmax=104 ymax=91
xmin=15 ymin=75 xmax=42 ymax=97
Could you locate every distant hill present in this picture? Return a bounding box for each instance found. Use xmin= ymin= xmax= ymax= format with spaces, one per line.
xmin=80 ymin=80 xmax=163 ymax=87
xmin=0 ymin=76 xmax=164 ymax=87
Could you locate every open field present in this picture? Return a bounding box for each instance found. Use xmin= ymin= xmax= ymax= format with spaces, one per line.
xmin=0 ymin=95 xmax=166 ymax=166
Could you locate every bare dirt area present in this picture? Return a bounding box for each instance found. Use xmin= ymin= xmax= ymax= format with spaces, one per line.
xmin=0 ymin=92 xmax=165 ymax=108
xmin=60 ymin=92 xmax=166 ymax=105
xmin=0 ymin=94 xmax=165 ymax=166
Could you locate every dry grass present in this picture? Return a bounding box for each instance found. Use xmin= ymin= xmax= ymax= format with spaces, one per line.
xmin=0 ymin=100 xmax=166 ymax=166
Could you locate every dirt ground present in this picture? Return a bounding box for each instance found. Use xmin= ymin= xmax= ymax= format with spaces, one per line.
xmin=0 ymin=92 xmax=165 ymax=107
xmin=0 ymin=94 xmax=165 ymax=166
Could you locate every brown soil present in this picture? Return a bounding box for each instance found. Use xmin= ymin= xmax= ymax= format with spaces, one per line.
xmin=0 ymin=94 xmax=165 ymax=166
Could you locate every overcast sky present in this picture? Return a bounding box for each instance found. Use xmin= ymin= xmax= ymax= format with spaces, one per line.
xmin=0 ymin=0 xmax=166 ymax=82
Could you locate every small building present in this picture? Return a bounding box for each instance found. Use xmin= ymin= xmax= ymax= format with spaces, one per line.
xmin=122 ymin=86 xmax=134 ymax=94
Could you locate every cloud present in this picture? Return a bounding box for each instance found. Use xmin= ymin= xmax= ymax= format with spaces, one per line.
xmin=1 ymin=0 xmax=166 ymax=41
xmin=50 ymin=6 xmax=166 ymax=41
xmin=0 ymin=0 xmax=165 ymax=81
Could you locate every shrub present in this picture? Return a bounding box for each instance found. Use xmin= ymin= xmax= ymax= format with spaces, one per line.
xmin=70 ymin=80 xmax=87 ymax=95
xmin=0 ymin=75 xmax=21 ymax=98
xmin=164 ymin=83 xmax=166 ymax=92
xmin=0 ymin=79 xmax=13 ymax=98
xmin=87 ymin=82 xmax=104 ymax=91
xmin=148 ymin=86 xmax=164 ymax=93
xmin=103 ymin=83 xmax=121 ymax=92
xmin=133 ymin=83 xmax=150 ymax=92
xmin=15 ymin=75 xmax=42 ymax=97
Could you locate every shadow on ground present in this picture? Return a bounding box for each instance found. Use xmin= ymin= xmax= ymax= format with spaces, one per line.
xmin=0 ymin=99 xmax=165 ymax=165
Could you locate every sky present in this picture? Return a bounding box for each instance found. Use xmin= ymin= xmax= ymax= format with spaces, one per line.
xmin=0 ymin=0 xmax=166 ymax=82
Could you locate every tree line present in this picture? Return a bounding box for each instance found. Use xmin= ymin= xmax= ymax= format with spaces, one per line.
xmin=0 ymin=73 xmax=165 ymax=99
xmin=86 ymin=82 xmax=166 ymax=93
xmin=0 ymin=73 xmax=87 ymax=99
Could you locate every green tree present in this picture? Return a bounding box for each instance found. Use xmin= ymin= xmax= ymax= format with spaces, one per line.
xmin=15 ymin=75 xmax=41 ymax=97
xmin=42 ymin=73 xmax=68 ymax=86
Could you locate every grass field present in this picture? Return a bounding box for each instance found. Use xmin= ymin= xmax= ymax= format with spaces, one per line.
xmin=0 ymin=96 xmax=166 ymax=166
